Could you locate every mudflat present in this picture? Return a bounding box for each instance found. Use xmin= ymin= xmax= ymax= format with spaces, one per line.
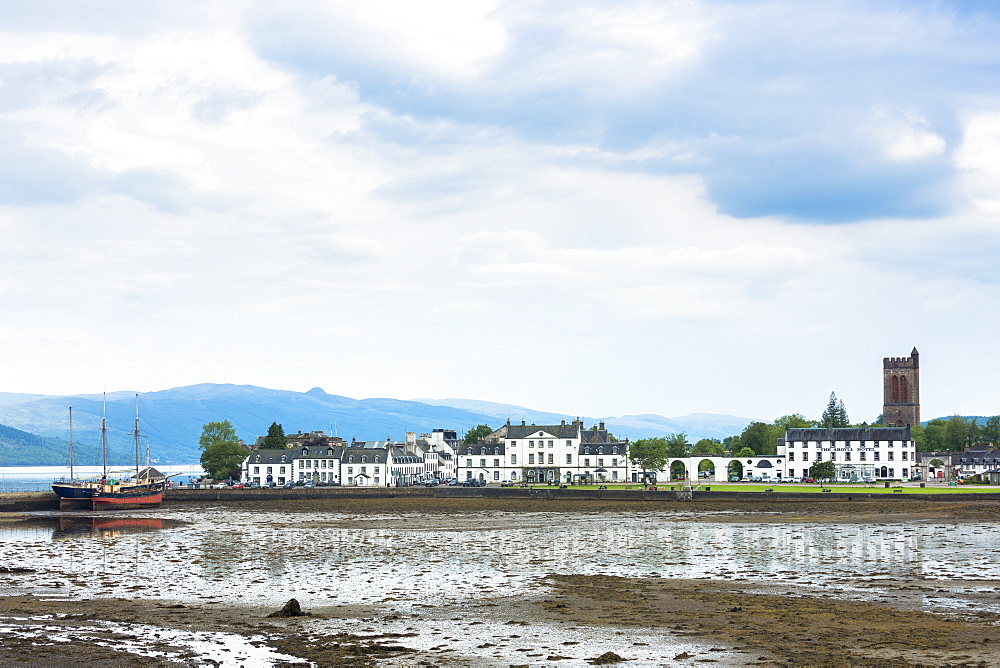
xmin=0 ymin=497 xmax=998 ymax=666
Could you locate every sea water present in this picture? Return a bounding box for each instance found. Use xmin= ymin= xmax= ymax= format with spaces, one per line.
xmin=0 ymin=465 xmax=205 ymax=492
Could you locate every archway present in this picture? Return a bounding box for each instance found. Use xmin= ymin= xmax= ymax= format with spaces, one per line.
xmin=728 ymin=460 xmax=744 ymax=479
xmin=670 ymin=460 xmax=687 ymax=481
xmin=696 ymin=459 xmax=714 ymax=480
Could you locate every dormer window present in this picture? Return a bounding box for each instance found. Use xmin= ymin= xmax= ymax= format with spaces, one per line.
xmin=301 ymin=448 xmax=308 ymax=456
xmin=281 ymin=455 xmax=286 ymax=463
xmin=327 ymin=448 xmax=333 ymax=456
xmin=362 ymin=455 xmax=367 ymax=463
xmin=584 ymin=447 xmax=590 ymax=454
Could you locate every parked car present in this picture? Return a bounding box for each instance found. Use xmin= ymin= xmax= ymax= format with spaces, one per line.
xmin=729 ymin=475 xmax=740 ymax=482
xmin=231 ymin=483 xmax=244 ymax=489
xmin=500 ymin=480 xmax=514 ymax=487
xmin=423 ymin=480 xmax=438 ymax=487
xmin=282 ymin=481 xmax=295 ymax=488
xmin=749 ymin=475 xmax=763 ymax=483
xmin=447 ymin=480 xmax=458 ymax=485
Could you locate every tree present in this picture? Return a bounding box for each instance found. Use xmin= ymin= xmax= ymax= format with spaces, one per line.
xmin=739 ymin=421 xmax=780 ymax=455
xmin=982 ymin=416 xmax=1000 ymax=447
xmin=821 ymin=392 xmax=850 ymax=428
xmin=262 ymin=422 xmax=287 ymax=449
xmin=199 ymin=420 xmax=247 ymax=479
xmin=810 ymin=459 xmax=836 ymax=481
xmin=912 ymin=419 xmax=947 ymax=451
xmin=664 ymin=432 xmax=689 ymax=458
xmin=691 ymin=438 xmax=726 ymax=456
xmin=464 ymin=424 xmax=493 ymax=444
xmin=944 ymin=415 xmax=979 ymax=450
xmin=629 ymin=438 xmax=669 ymax=482
xmin=774 ymin=414 xmax=815 ymax=429
xmin=733 ymin=447 xmax=756 ymax=457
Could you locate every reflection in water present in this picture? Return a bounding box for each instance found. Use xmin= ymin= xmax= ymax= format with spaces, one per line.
xmin=0 ymin=510 xmax=997 ymax=615
xmin=0 ymin=516 xmax=182 ymax=542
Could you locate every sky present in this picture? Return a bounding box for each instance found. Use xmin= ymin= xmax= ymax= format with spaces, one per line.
xmin=1 ymin=0 xmax=999 ymax=423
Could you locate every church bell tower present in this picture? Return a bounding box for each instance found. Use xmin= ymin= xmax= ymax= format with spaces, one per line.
xmin=883 ymin=347 xmax=920 ymax=427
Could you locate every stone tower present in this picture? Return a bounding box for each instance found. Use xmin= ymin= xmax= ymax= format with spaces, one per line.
xmin=883 ymin=347 xmax=920 ymax=427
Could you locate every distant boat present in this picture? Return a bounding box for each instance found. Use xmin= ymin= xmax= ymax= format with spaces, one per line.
xmin=91 ymin=396 xmax=166 ymax=511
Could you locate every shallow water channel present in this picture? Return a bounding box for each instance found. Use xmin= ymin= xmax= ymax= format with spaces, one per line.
xmin=0 ymin=507 xmax=998 ymax=665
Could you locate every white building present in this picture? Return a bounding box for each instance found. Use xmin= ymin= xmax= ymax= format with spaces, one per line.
xmin=781 ymin=426 xmax=917 ymax=481
xmin=456 ymin=419 xmax=630 ymax=484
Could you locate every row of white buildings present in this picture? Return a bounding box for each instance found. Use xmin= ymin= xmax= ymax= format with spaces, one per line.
xmin=240 ymin=421 xmax=924 ymax=486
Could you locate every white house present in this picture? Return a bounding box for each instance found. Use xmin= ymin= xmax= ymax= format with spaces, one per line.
xmin=781 ymin=426 xmax=917 ymax=480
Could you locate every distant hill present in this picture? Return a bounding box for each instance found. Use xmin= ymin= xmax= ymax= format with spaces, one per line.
xmin=0 ymin=422 xmax=99 ymax=466
xmin=0 ymin=385 xmax=754 ymax=465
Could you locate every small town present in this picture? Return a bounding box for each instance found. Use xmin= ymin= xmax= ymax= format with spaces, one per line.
xmin=234 ymin=348 xmax=994 ymax=490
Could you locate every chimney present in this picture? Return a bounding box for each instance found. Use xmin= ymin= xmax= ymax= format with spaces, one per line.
xmin=599 ymin=421 xmax=605 ymax=430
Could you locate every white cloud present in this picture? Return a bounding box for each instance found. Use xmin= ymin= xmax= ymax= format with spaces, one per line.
xmin=0 ymin=1 xmax=998 ymax=422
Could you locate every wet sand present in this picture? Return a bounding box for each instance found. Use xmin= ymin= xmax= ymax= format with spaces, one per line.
xmin=2 ymin=497 xmax=1000 ymax=666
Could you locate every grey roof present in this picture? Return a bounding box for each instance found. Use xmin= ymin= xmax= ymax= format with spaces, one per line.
xmin=785 ymin=427 xmax=912 ymax=441
xmin=504 ymin=423 xmax=580 ymax=439
xmin=578 ymin=443 xmax=625 ymax=455
xmin=249 ymin=449 xmax=299 ymax=465
xmin=459 ymin=443 xmax=506 ymax=456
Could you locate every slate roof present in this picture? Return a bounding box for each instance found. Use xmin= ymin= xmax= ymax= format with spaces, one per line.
xmin=504 ymin=423 xmax=580 ymax=439
xmin=784 ymin=427 xmax=912 ymax=441
xmin=458 ymin=443 xmax=506 ymax=456
xmin=248 ymin=449 xmax=299 ymax=465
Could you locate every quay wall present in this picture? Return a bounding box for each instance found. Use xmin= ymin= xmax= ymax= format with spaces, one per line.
xmin=5 ymin=486 xmax=1000 ymax=511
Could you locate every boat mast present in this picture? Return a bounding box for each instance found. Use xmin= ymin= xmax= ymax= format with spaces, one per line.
xmin=68 ymin=406 xmax=74 ymax=480
xmin=134 ymin=394 xmax=140 ymax=480
xmin=101 ymin=393 xmax=107 ymax=478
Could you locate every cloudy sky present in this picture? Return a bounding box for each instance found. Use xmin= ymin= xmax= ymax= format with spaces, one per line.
xmin=2 ymin=0 xmax=998 ymax=422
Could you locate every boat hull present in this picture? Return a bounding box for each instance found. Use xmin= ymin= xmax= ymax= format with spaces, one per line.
xmin=92 ymin=484 xmax=164 ymax=510
xmin=52 ymin=482 xmax=99 ymax=510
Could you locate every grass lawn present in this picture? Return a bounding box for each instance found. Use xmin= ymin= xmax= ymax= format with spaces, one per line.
xmin=539 ymin=483 xmax=996 ymax=494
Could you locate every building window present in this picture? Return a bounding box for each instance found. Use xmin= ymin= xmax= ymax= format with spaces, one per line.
xmin=529 ymin=454 xmax=535 ymax=464
xmin=845 ymin=452 xmax=851 ymax=461
xmin=566 ymin=454 xmax=572 ymax=464
xmin=902 ymin=468 xmax=908 ymax=478
xmin=788 ymin=452 xmax=794 ymax=461
xmin=548 ymin=453 xmax=554 ymax=464
xmin=529 ymin=441 xmax=534 ymax=448
xmin=802 ymin=452 xmax=809 ymax=461
xmin=830 ymin=452 xmax=836 ymax=461
xmin=874 ymin=452 xmax=880 ymax=461
xmin=494 ymin=459 xmax=500 ymax=467
xmin=280 ymin=466 xmax=286 ymax=474
xmin=584 ymin=458 xmax=590 ymax=467
xmin=298 ymin=461 xmax=304 ymax=469
xmin=902 ymin=451 xmax=908 ymax=461
xmin=566 ymin=440 xmax=572 ymax=447
xmin=494 ymin=471 xmax=500 ymax=480
xmin=306 ymin=460 xmax=312 ymax=469
xmin=789 ymin=469 xmax=795 ymax=478
xmin=253 ymin=466 xmax=260 ymax=474
xmin=612 ymin=470 xmax=618 ymax=480
xmin=612 ymin=458 xmax=618 ymax=467
xmin=598 ymin=458 xmax=604 ymax=467
xmin=889 ymin=468 xmax=895 ymax=477
xmin=888 ymin=452 xmax=894 ymax=461
xmin=548 ymin=441 xmax=553 ymax=447
xmin=466 ymin=459 xmax=472 ymax=467
xmin=511 ymin=454 xmax=517 ymax=464
xmin=860 ymin=451 xmax=866 ymax=461
xmin=347 ymin=467 xmax=353 ymax=474
xmin=480 ymin=458 xmax=486 ymax=467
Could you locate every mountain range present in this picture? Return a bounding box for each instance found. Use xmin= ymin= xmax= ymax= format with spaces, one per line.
xmin=0 ymin=384 xmax=755 ymax=466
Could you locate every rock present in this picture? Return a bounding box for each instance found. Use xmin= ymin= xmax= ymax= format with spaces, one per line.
xmin=266 ymin=598 xmax=311 ymax=618
xmin=673 ymin=652 xmax=693 ymax=660
xmin=587 ymin=651 xmax=626 ymax=665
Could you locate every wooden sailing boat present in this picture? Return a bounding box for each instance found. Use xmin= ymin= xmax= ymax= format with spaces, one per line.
xmin=91 ymin=395 xmax=165 ymax=510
